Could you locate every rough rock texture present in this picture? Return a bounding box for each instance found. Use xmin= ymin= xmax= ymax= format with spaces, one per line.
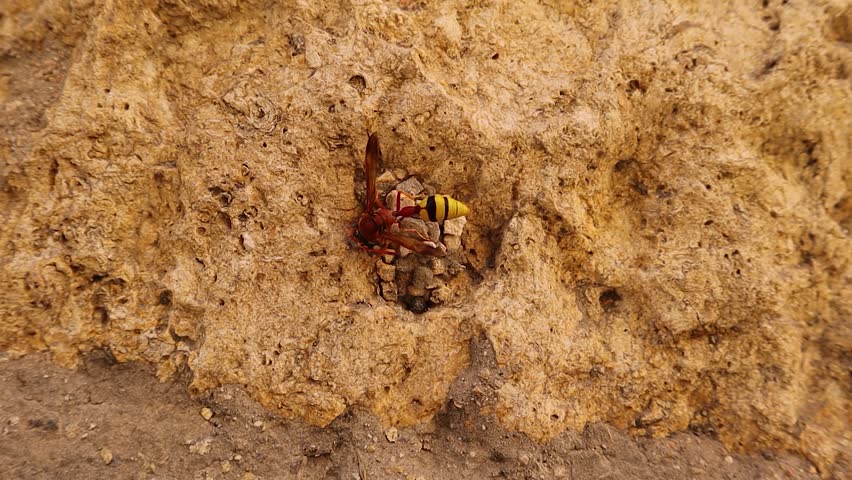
xmin=1 ymin=0 xmax=849 ymax=475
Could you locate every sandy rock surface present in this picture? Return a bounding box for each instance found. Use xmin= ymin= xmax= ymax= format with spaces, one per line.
xmin=1 ymin=0 xmax=849 ymax=475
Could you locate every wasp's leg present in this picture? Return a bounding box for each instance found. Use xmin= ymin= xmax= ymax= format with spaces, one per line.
xmin=394 ymin=190 xmax=420 ymax=213
xmin=363 ymin=244 xmax=396 ymax=255
xmin=396 ymin=228 xmax=431 ymax=242
xmin=373 ymin=196 xmax=388 ymax=210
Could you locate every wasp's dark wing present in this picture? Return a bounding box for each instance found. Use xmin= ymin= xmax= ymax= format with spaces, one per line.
xmin=383 ymin=231 xmax=446 ymax=257
xmin=364 ymin=133 xmax=381 ymax=213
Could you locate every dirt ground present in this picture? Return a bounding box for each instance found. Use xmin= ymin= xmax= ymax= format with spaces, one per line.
xmin=0 ymin=339 xmax=823 ymax=480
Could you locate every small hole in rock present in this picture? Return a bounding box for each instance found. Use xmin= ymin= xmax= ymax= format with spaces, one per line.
xmin=158 ymin=290 xmax=173 ymax=305
xmin=599 ymin=288 xmax=622 ymax=310
xmin=348 ymin=74 xmax=367 ymax=91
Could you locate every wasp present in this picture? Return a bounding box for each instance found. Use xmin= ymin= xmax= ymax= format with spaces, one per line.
xmin=394 ymin=192 xmax=469 ymax=223
xmin=348 ymin=134 xmax=445 ymax=256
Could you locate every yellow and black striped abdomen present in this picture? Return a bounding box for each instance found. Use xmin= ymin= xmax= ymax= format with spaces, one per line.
xmin=418 ymin=195 xmax=470 ymax=223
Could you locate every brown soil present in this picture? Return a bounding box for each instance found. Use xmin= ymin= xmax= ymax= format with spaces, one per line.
xmin=1 ymin=343 xmax=820 ymax=480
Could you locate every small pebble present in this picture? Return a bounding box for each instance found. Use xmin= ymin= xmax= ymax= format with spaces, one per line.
xmin=99 ymin=448 xmax=113 ymax=465
xmin=724 ymin=455 xmax=733 ymax=464
xmin=252 ymin=420 xmax=264 ymax=429
xmin=385 ymin=426 xmax=399 ymax=443
xmin=443 ymin=216 xmax=467 ymax=236
xmin=64 ymin=424 xmax=80 ymax=439
xmin=305 ymin=48 xmax=321 ymax=68
xmin=429 ymin=257 xmax=446 ymax=275
xmin=376 ymin=259 xmax=396 ymax=282
xmin=221 ymin=460 xmax=232 ymax=473
xmin=519 ymin=453 xmax=530 ymax=465
xmin=200 ymin=408 xmax=213 ymax=421
xmin=381 ymin=281 xmax=398 ymax=302
xmin=189 ymin=437 xmax=212 ymax=455
xmin=240 ymin=233 xmax=256 ymax=251
xmin=412 ymin=266 xmax=434 ymax=290
xmin=376 ymin=171 xmax=396 ymax=184
xmin=426 ymin=222 xmax=440 ymax=242
xmin=399 ymin=217 xmax=429 ymax=240
xmin=396 ymin=177 xmax=423 ymax=195
xmin=385 ymin=190 xmax=399 ymax=209
xmin=233 ymin=454 xmax=243 ymax=461
xmin=443 ymin=235 xmax=462 ymax=252
xmin=392 ymin=168 xmax=407 ymax=180
xmin=395 ymin=256 xmax=418 ymax=273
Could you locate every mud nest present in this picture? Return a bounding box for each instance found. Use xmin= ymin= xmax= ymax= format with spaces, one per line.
xmin=374 ymin=175 xmax=468 ymax=313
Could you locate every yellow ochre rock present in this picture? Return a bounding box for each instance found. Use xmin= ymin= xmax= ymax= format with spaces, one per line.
xmin=0 ymin=0 xmax=849 ymax=475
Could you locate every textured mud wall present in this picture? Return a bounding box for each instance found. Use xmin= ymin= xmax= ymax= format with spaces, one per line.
xmin=1 ymin=0 xmax=850 ymax=474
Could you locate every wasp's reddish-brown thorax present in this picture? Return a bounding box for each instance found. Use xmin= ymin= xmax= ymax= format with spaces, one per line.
xmin=348 ymin=133 xmax=445 ymax=257
xmin=357 ymin=208 xmax=395 ymax=242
